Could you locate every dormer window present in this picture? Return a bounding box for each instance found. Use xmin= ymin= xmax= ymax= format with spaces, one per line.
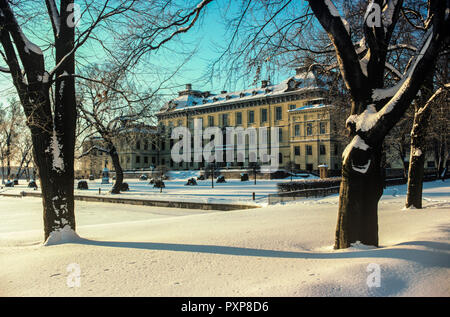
xmin=239 ymin=92 xmax=246 ymax=98
xmin=265 ymin=88 xmax=271 ymax=94
xmin=226 ymin=95 xmax=232 ymax=100
xmin=192 ymin=101 xmax=198 ymax=106
xmin=252 ymin=90 xmax=257 ymax=96
xmin=202 ymin=99 xmax=208 ymax=104
xmin=213 ymin=97 xmax=218 ymax=102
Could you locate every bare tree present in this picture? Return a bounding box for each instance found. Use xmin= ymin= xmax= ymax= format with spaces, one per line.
xmin=77 ymin=64 xmax=157 ymax=193
xmin=306 ymin=0 xmax=448 ymax=248
xmin=0 ymin=0 xmax=211 ymax=241
xmin=212 ymin=0 xmax=448 ymax=248
xmin=0 ymin=99 xmax=21 ymax=183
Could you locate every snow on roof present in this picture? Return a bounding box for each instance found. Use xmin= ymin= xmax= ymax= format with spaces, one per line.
xmin=288 ymin=103 xmax=332 ymax=112
xmin=159 ymin=69 xmax=326 ymax=114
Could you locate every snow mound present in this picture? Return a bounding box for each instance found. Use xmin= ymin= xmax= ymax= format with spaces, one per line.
xmin=348 ymin=241 xmax=377 ymax=250
xmin=43 ymin=225 xmax=81 ymax=246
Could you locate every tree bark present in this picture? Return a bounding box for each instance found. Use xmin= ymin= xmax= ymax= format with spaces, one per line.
xmin=0 ymin=0 xmax=77 ymax=241
xmin=109 ymin=145 xmax=124 ymax=194
xmin=335 ymin=145 xmax=383 ymax=248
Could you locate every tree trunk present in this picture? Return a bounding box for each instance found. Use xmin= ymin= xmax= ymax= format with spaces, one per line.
xmin=406 ymin=72 xmax=435 ymax=209
xmin=110 ymin=145 xmax=123 ymax=194
xmin=31 ymin=126 xmax=76 ymax=241
xmin=335 ymin=146 xmax=383 ymax=249
xmin=405 ymin=112 xmax=430 ymax=209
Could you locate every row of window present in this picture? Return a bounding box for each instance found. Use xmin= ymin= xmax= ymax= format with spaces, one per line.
xmin=293 ymin=144 xmax=339 ymax=156
xmin=182 ymin=106 xmax=287 ymax=128
xmin=121 ymin=156 xmax=158 ymax=165
xmin=294 ymin=122 xmax=327 ymax=136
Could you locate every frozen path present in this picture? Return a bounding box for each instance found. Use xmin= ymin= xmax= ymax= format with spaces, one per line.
xmin=0 ymin=181 xmax=449 ymax=296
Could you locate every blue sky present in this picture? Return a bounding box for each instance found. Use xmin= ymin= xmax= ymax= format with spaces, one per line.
xmin=0 ymin=0 xmax=305 ymax=107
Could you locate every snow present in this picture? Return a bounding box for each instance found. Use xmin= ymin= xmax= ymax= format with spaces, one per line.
xmin=19 ymin=30 xmax=43 ymax=56
xmin=47 ymin=0 xmax=61 ymax=36
xmin=412 ymin=148 xmax=422 ymax=157
xmin=359 ymin=51 xmax=370 ymax=77
xmin=352 ymin=159 xmax=371 ymax=174
xmin=159 ymin=68 xmax=324 ymax=112
xmin=1 ymin=175 xmax=317 ymax=206
xmin=372 ymin=27 xmax=434 ymax=104
xmin=346 ymin=104 xmax=378 ymax=132
xmin=324 ymin=0 xmax=340 ymax=17
xmin=0 ymin=181 xmax=449 ymax=296
xmin=49 ymin=130 xmax=65 ymax=172
xmin=382 ymin=0 xmax=399 ymax=28
xmin=342 ymin=135 xmax=370 ymax=165
xmin=44 ymin=225 xmax=80 ymax=246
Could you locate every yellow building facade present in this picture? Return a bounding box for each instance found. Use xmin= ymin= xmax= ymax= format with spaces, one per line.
xmin=156 ymin=67 xmax=343 ymax=173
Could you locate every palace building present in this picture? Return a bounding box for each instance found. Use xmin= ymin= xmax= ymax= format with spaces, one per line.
xmin=156 ymin=66 xmax=344 ymax=174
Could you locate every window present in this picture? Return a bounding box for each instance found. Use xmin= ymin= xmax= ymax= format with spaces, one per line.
xmin=289 ymin=104 xmax=296 ymax=110
xmin=236 ymin=112 xmax=242 ymax=125
xmin=278 ymin=153 xmax=283 ymax=164
xmin=161 ymin=158 xmax=165 ymax=165
xmin=261 ymin=109 xmax=268 ymax=123
xmin=427 ymin=161 xmax=436 ymax=168
xmin=320 ymin=122 xmax=327 ymax=134
xmin=279 ymin=128 xmax=283 ymax=142
xmin=144 ymin=156 xmax=148 ymax=164
xmin=136 ymin=156 xmax=141 ymax=163
xmin=306 ymin=145 xmax=312 ymax=155
xmin=136 ymin=141 xmax=141 ymax=150
xmin=152 ymin=142 xmax=156 ymax=150
xmin=152 ymin=157 xmax=156 ymax=164
xmin=220 ymin=113 xmax=228 ymax=126
xmin=294 ymin=146 xmax=300 ymax=156
xmin=275 ymin=106 xmax=282 ymax=120
xmin=320 ymin=145 xmax=326 ymax=155
xmin=126 ymin=156 xmax=130 ymax=163
xmin=161 ymin=141 xmax=166 ymax=151
xmin=307 ymin=123 xmax=313 ymax=136
xmin=248 ymin=110 xmax=255 ymax=124
xmin=334 ymin=144 xmax=339 ymax=155
xmin=294 ymin=124 xmax=300 ymax=137
xmin=208 ymin=116 xmax=214 ymax=127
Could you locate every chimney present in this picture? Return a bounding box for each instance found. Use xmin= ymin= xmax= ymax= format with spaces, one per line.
xmin=186 ymin=83 xmax=192 ymax=90
xmin=261 ymin=80 xmax=269 ymax=88
xmin=221 ymin=90 xmax=227 ymax=94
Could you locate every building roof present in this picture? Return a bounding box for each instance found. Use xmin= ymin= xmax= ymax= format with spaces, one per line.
xmin=158 ymin=66 xmax=328 ymax=115
xmin=288 ymin=103 xmax=333 ymax=112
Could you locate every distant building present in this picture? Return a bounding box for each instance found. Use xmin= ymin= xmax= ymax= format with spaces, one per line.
xmin=156 ymin=66 xmax=343 ymax=173
xmin=78 ymin=125 xmax=160 ymax=178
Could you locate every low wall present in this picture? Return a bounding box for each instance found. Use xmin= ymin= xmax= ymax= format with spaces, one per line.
xmin=0 ymin=191 xmax=259 ymax=212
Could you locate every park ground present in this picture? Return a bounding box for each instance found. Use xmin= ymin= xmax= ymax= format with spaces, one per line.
xmin=0 ymin=177 xmax=449 ymax=296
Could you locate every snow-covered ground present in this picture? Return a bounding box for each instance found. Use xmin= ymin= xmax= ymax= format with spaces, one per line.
xmin=0 ymin=181 xmax=449 ymax=296
xmin=0 ymin=171 xmax=318 ymax=205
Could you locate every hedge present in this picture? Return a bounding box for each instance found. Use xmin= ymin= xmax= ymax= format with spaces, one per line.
xmin=277 ymin=177 xmax=342 ymax=193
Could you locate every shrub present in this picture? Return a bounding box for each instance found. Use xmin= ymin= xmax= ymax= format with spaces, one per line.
xmin=277 ymin=177 xmax=342 ymax=193
xmin=77 ymin=181 xmax=89 ymax=190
